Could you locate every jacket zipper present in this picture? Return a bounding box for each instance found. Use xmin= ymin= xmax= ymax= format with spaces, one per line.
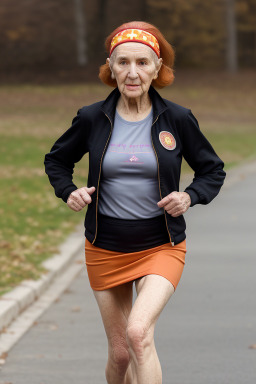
xmin=92 ymin=111 xmax=174 ymax=246
xmin=92 ymin=113 xmax=113 ymax=244
xmin=151 ymin=116 xmax=174 ymax=246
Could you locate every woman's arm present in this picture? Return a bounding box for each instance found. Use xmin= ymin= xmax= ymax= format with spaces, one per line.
xmin=44 ymin=109 xmax=89 ymax=203
xmin=181 ymin=110 xmax=226 ymax=207
xmin=157 ymin=110 xmax=225 ymax=217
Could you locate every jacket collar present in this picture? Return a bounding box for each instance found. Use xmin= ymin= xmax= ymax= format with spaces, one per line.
xmin=101 ymin=85 xmax=168 ymax=123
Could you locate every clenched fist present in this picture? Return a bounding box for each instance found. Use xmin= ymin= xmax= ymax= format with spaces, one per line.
xmin=157 ymin=191 xmax=191 ymax=217
xmin=67 ymin=186 xmax=96 ymax=212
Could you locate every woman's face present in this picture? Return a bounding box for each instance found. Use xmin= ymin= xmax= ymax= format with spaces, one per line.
xmin=108 ymin=42 xmax=162 ymax=100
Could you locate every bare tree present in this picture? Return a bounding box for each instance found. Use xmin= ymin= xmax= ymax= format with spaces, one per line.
xmin=74 ymin=0 xmax=87 ymax=65
xmin=226 ymin=0 xmax=238 ymax=72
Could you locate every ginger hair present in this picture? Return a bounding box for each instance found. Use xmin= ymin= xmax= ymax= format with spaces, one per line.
xmin=98 ymin=21 xmax=175 ymax=88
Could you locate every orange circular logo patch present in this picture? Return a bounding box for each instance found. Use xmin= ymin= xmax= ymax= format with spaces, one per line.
xmin=159 ymin=131 xmax=176 ymax=150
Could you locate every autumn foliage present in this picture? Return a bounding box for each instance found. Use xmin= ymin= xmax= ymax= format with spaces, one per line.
xmin=0 ymin=0 xmax=255 ymax=80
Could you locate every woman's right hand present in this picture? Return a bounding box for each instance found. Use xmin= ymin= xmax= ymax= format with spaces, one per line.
xmin=67 ymin=186 xmax=96 ymax=212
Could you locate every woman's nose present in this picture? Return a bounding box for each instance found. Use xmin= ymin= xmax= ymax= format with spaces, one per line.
xmin=128 ymin=63 xmax=138 ymax=79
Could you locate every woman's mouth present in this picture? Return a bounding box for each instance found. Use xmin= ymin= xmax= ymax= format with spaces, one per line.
xmin=125 ymin=84 xmax=140 ymax=90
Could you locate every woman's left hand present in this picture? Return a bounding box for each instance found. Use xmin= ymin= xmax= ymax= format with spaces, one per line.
xmin=157 ymin=192 xmax=191 ymax=217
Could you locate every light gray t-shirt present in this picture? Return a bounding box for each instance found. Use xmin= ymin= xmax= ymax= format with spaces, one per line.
xmin=98 ymin=108 xmax=163 ymax=219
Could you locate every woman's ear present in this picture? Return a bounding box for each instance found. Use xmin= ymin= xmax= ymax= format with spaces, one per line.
xmin=157 ymin=58 xmax=163 ymax=72
xmin=154 ymin=58 xmax=163 ymax=79
xmin=107 ymin=58 xmax=115 ymax=79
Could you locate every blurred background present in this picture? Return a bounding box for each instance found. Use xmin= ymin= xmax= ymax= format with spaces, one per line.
xmin=0 ymin=0 xmax=256 ymax=81
xmin=0 ymin=0 xmax=255 ymax=294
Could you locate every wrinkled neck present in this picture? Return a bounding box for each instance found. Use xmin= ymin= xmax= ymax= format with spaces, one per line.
xmin=117 ymin=93 xmax=152 ymax=121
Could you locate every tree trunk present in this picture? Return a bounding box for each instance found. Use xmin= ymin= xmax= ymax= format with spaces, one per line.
xmin=74 ymin=0 xmax=87 ymax=66
xmin=97 ymin=0 xmax=107 ymax=62
xmin=226 ymin=0 xmax=238 ymax=72
xmin=140 ymin=0 xmax=148 ymax=20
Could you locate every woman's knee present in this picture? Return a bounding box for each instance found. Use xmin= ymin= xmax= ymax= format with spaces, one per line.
xmin=126 ymin=321 xmax=153 ymax=363
xmin=108 ymin=335 xmax=130 ymax=374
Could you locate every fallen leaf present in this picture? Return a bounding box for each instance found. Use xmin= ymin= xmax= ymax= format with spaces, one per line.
xmin=0 ymin=241 xmax=11 ymax=249
xmin=49 ymin=324 xmax=58 ymax=331
xmin=0 ymin=382 xmax=12 ymax=384
xmin=64 ymin=288 xmax=73 ymax=294
xmin=71 ymin=306 xmax=81 ymax=312
xmin=0 ymin=352 xmax=8 ymax=360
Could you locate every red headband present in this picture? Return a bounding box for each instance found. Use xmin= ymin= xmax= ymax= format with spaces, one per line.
xmin=110 ymin=29 xmax=160 ymax=58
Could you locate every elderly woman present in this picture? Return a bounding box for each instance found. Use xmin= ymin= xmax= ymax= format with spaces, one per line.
xmin=45 ymin=21 xmax=225 ymax=384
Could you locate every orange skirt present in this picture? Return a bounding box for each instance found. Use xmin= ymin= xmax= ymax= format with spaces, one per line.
xmin=85 ymin=238 xmax=187 ymax=291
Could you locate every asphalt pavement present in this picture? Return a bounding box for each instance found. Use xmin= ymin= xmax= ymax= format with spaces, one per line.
xmin=0 ymin=163 xmax=256 ymax=384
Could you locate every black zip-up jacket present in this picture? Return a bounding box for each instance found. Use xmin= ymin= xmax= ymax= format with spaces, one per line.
xmin=44 ymin=86 xmax=226 ymax=246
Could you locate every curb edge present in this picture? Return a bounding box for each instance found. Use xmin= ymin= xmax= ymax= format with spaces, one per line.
xmin=0 ymin=223 xmax=84 ymax=336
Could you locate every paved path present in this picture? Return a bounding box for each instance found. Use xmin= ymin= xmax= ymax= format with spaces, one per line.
xmin=1 ymin=168 xmax=256 ymax=384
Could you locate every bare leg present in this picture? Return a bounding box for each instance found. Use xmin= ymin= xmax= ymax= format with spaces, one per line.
xmin=126 ymin=274 xmax=175 ymax=384
xmin=93 ymin=282 xmax=134 ymax=384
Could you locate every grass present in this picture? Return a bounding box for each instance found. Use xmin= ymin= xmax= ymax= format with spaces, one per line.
xmin=0 ymin=71 xmax=256 ymax=295
xmin=0 ymin=136 xmax=89 ymax=295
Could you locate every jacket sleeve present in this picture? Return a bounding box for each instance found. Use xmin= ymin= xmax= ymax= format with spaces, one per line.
xmin=181 ymin=110 xmax=226 ymax=207
xmin=44 ymin=108 xmax=89 ymax=203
